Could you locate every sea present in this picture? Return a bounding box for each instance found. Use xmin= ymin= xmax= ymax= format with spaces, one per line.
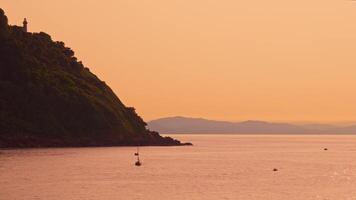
xmin=1 ymin=134 xmax=356 ymax=200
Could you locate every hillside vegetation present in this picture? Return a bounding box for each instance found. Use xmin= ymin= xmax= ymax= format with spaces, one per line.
xmin=0 ymin=9 xmax=188 ymax=147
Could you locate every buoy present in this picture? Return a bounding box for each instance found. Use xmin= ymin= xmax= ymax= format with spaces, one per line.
xmin=273 ymin=168 xmax=278 ymax=171
xmin=324 ymin=148 xmax=328 ymax=151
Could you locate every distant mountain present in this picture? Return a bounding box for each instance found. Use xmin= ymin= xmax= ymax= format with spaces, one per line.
xmin=0 ymin=9 xmax=189 ymax=147
xmin=148 ymin=116 xmax=356 ymax=134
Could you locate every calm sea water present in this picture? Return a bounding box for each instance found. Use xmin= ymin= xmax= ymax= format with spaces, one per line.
xmin=1 ymin=134 xmax=356 ymax=200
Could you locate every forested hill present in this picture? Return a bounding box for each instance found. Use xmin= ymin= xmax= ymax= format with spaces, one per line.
xmin=0 ymin=8 xmax=189 ymax=147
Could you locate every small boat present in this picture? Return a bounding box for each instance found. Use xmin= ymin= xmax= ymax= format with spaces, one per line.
xmin=134 ymin=147 xmax=142 ymax=166
xmin=135 ymin=159 xmax=142 ymax=166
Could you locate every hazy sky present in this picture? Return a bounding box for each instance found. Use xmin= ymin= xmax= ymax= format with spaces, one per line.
xmin=2 ymin=0 xmax=356 ymax=123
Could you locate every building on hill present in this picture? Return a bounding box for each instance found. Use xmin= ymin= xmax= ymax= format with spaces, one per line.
xmin=23 ymin=18 xmax=27 ymax=32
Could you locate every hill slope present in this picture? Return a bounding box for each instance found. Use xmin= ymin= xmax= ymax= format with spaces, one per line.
xmin=0 ymin=9 xmax=188 ymax=147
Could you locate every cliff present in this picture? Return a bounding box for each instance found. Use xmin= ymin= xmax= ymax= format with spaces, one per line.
xmin=0 ymin=9 xmax=189 ymax=148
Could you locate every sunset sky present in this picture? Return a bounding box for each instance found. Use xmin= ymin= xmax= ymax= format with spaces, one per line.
xmin=2 ymin=0 xmax=356 ymax=123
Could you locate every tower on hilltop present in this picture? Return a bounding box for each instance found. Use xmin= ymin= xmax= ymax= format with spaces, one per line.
xmin=23 ymin=18 xmax=27 ymax=32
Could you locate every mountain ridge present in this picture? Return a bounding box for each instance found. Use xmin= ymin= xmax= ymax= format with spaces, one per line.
xmin=148 ymin=116 xmax=356 ymax=134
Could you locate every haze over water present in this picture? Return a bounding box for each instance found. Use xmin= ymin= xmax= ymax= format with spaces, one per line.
xmin=1 ymin=134 xmax=356 ymax=200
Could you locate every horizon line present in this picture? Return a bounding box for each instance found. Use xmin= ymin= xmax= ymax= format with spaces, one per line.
xmin=147 ymin=116 xmax=356 ymax=126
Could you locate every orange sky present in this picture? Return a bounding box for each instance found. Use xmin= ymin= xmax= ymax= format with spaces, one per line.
xmin=2 ymin=0 xmax=356 ymax=123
